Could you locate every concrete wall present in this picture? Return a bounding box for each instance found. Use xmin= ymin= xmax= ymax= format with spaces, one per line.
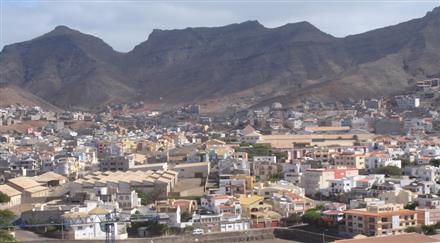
xmin=274 ymin=228 xmax=345 ymax=243
xmin=25 ymin=228 xmax=275 ymax=243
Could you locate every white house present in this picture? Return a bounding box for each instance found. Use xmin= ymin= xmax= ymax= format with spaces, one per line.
xmin=365 ymin=154 xmax=401 ymax=171
xmin=62 ymin=201 xmax=128 ymax=240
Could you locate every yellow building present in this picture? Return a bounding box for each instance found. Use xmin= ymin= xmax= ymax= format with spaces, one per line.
xmin=121 ymin=139 xmax=137 ymax=154
xmin=334 ymin=151 xmax=366 ymax=169
xmin=231 ymin=175 xmax=255 ymax=192
xmin=237 ymin=194 xmax=282 ymax=227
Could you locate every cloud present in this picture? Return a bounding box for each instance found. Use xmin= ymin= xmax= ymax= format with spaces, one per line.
xmin=2 ymin=1 xmax=439 ymax=52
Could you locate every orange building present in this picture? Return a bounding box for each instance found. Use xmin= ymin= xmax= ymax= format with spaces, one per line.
xmin=345 ymin=204 xmax=418 ymax=237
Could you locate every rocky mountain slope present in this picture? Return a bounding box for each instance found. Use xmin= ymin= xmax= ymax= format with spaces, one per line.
xmin=0 ymin=6 xmax=439 ymax=111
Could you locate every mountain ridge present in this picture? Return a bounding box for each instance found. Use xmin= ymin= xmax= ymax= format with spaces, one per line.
xmin=1 ymin=7 xmax=439 ymax=111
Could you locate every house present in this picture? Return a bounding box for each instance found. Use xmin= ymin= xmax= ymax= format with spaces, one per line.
xmin=238 ymin=194 xmax=281 ymax=228
xmin=212 ymin=174 xmax=255 ymax=196
xmin=280 ymin=161 xmax=311 ymax=185
xmin=403 ymin=181 xmax=438 ymax=195
xmin=394 ymin=95 xmax=420 ymax=110
xmin=200 ymin=194 xmax=242 ymax=218
xmin=70 ymin=170 xmax=178 ymax=197
xmin=334 ymin=151 xmax=366 ymax=169
xmin=192 ymin=212 xmax=250 ymax=233
xmin=323 ymin=177 xmax=356 ymax=197
xmin=0 ymin=184 xmax=22 ymax=208
xmin=7 ymin=176 xmax=48 ymax=202
xmin=253 ymin=161 xmax=280 ymax=181
xmin=100 ymin=155 xmax=135 ymax=172
xmin=34 ymin=172 xmax=67 ymax=187
xmin=253 ymin=156 xmax=277 ymax=163
xmin=172 ymin=162 xmax=210 ymax=178
xmin=301 ymin=167 xmax=358 ymax=196
xmin=344 ymin=204 xmax=418 ymax=237
xmin=378 ymin=189 xmax=415 ymax=205
xmin=156 ymin=198 xmax=197 ymax=214
xmin=154 ymin=202 xmax=181 ymax=227
xmin=219 ymin=158 xmax=250 ymax=175
xmin=62 ymin=201 xmax=128 ymax=240
xmin=322 ymin=202 xmax=346 ymax=225
xmin=271 ymin=191 xmax=315 ymax=217
xmin=416 ymin=208 xmax=440 ymax=226
xmin=417 ymin=194 xmax=440 ymax=209
xmin=365 ymin=153 xmax=401 ymax=172
xmin=404 ymin=165 xmax=440 ymax=182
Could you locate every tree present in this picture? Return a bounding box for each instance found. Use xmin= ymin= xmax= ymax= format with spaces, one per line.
xmin=135 ymin=189 xmax=164 ymax=205
xmin=301 ymin=209 xmax=321 ymax=225
xmin=269 ymin=171 xmax=284 ymax=182
xmin=0 ymin=210 xmax=16 ymax=242
xmin=374 ymin=166 xmax=402 ymax=176
xmin=315 ymin=204 xmax=325 ymax=211
xmin=236 ymin=143 xmax=287 ymax=161
xmin=430 ymin=159 xmax=440 ymax=167
xmin=400 ymin=159 xmax=412 ymax=168
xmin=405 ymin=226 xmax=417 ymax=233
xmin=422 ymin=224 xmax=436 ymax=235
xmin=284 ymin=213 xmax=302 ymax=226
xmin=181 ymin=211 xmax=192 ymax=222
xmin=0 ymin=210 xmax=15 ymax=226
xmin=184 ymin=225 xmax=194 ymax=233
xmin=131 ymin=221 xmax=170 ymax=236
xmin=0 ymin=192 xmax=10 ymax=204
xmin=404 ymin=202 xmax=418 ymax=210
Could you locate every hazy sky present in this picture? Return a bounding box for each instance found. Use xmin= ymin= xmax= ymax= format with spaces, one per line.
xmin=2 ymin=0 xmax=440 ymax=52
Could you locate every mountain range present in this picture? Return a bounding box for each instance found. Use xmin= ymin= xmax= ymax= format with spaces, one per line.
xmin=1 ymin=6 xmax=439 ymax=112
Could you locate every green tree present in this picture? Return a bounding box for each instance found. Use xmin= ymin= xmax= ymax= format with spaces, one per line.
xmin=430 ymin=159 xmax=440 ymax=167
xmin=374 ymin=166 xmax=402 ymax=176
xmin=422 ymin=224 xmax=436 ymax=235
xmin=0 ymin=210 xmax=16 ymax=242
xmin=181 ymin=211 xmax=192 ymax=222
xmin=315 ymin=204 xmax=325 ymax=211
xmin=0 ymin=192 xmax=10 ymax=204
xmin=400 ymin=159 xmax=412 ymax=168
xmin=0 ymin=210 xmax=15 ymax=226
xmin=405 ymin=226 xmax=417 ymax=233
xmin=269 ymin=171 xmax=284 ymax=182
xmin=184 ymin=225 xmax=194 ymax=233
xmin=301 ymin=209 xmax=321 ymax=225
xmin=284 ymin=213 xmax=302 ymax=226
xmin=135 ymin=189 xmax=164 ymax=205
xmin=404 ymin=202 xmax=418 ymax=210
xmin=131 ymin=221 xmax=170 ymax=236
xmin=236 ymin=143 xmax=287 ymax=161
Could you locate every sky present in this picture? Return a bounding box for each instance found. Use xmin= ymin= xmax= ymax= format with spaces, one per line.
xmin=1 ymin=0 xmax=440 ymax=52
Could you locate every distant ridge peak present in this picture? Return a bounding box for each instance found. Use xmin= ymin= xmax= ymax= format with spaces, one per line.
xmin=45 ymin=25 xmax=81 ymax=37
xmin=426 ymin=5 xmax=440 ymax=17
xmin=277 ymin=21 xmax=321 ymax=31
